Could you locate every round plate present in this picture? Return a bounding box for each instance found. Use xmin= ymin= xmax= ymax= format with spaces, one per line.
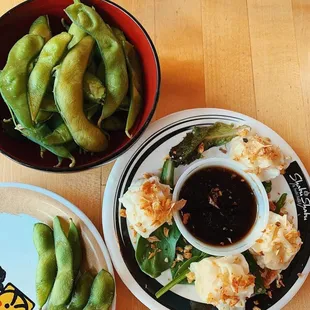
xmin=103 ymin=108 xmax=310 ymax=310
xmin=0 ymin=183 xmax=116 ymax=309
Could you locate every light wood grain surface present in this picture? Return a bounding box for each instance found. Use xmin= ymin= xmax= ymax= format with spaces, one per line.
xmin=0 ymin=0 xmax=309 ymax=309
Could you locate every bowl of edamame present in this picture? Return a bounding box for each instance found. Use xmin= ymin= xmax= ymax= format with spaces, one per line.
xmin=0 ymin=0 xmax=160 ymax=172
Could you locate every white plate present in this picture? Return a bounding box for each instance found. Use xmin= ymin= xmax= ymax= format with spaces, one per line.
xmin=0 ymin=182 xmax=116 ymax=310
xmin=103 ymin=108 xmax=310 ymax=310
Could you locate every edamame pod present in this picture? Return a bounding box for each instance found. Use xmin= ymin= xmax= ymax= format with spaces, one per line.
xmin=68 ymin=219 xmax=82 ymax=278
xmin=83 ymin=72 xmax=106 ymax=104
xmin=36 ymin=110 xmax=53 ymax=123
xmin=0 ymin=34 xmax=44 ymax=128
xmin=65 ymin=2 xmax=128 ymax=124
xmin=43 ymin=122 xmax=73 ymax=145
xmin=86 ymin=104 xmax=99 ymax=121
xmin=29 ymin=15 xmax=52 ymax=43
xmin=41 ymin=95 xmax=58 ymax=112
xmin=49 ymin=216 xmax=74 ymax=307
xmin=54 ymin=36 xmax=108 ymax=152
xmin=68 ymin=272 xmax=94 ymax=310
xmin=84 ymin=269 xmax=115 ymax=310
xmin=68 ymin=22 xmax=86 ymax=49
xmin=16 ymin=124 xmax=75 ymax=167
xmin=33 ymin=223 xmax=57 ymax=309
xmin=28 ymin=32 xmax=72 ymax=121
xmin=96 ymin=61 xmax=105 ymax=84
xmin=101 ymin=113 xmax=126 ymax=131
xmin=113 ymin=29 xmax=143 ymax=138
xmin=118 ymin=96 xmax=130 ymax=111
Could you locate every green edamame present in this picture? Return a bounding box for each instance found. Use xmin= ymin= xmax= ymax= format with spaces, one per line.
xmin=68 ymin=272 xmax=94 ymax=310
xmin=84 ymin=269 xmax=115 ymax=310
xmin=16 ymin=124 xmax=75 ymax=167
xmin=54 ymin=36 xmax=108 ymax=152
xmin=49 ymin=216 xmax=74 ymax=307
xmin=68 ymin=219 xmax=82 ymax=278
xmin=65 ymin=2 xmax=128 ymax=125
xmin=33 ymin=223 xmax=57 ymax=309
xmin=85 ymin=103 xmax=99 ymax=120
xmin=96 ymin=61 xmax=105 ymax=84
xmin=36 ymin=110 xmax=53 ymax=123
xmin=40 ymin=94 xmax=58 ymax=112
xmin=0 ymin=34 xmax=44 ymax=128
xmin=118 ymin=96 xmax=130 ymax=111
xmin=28 ymin=32 xmax=72 ymax=121
xmin=101 ymin=113 xmax=126 ymax=131
xmin=68 ymin=22 xmax=86 ymax=49
xmin=29 ymin=15 xmax=52 ymax=43
xmin=83 ymin=72 xmax=106 ymax=104
xmin=43 ymin=122 xmax=73 ymax=145
xmin=113 ymin=29 xmax=143 ymax=138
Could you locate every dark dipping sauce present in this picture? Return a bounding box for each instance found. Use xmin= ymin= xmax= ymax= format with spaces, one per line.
xmin=179 ymin=166 xmax=257 ymax=246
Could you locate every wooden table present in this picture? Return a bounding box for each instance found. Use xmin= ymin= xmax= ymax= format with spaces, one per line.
xmin=0 ymin=0 xmax=309 ymax=309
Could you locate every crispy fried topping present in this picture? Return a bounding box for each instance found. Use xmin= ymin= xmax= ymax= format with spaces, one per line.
xmin=182 ymin=213 xmax=190 ymax=225
xmin=120 ymin=209 xmax=127 ymax=218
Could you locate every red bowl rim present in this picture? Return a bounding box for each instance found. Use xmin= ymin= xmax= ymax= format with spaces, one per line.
xmin=0 ymin=0 xmax=161 ymax=173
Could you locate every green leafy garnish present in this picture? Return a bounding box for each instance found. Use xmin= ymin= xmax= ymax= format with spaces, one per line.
xmin=243 ymin=251 xmax=266 ymax=295
xmin=171 ymin=237 xmax=203 ymax=284
xmin=135 ymin=222 xmax=181 ymax=278
xmin=275 ymin=193 xmax=287 ymax=214
xmin=160 ymin=158 xmax=175 ymax=189
xmin=263 ymin=181 xmax=272 ymax=194
xmin=155 ymin=253 xmax=208 ymax=299
xmin=169 ymin=122 xmax=246 ymax=167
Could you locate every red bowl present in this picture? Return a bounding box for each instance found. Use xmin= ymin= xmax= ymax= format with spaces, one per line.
xmin=0 ymin=0 xmax=160 ymax=172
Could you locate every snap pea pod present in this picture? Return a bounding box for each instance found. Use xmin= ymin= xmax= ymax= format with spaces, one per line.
xmin=29 ymin=15 xmax=52 ymax=43
xmin=101 ymin=113 xmax=126 ymax=131
xmin=33 ymin=223 xmax=57 ymax=309
xmin=16 ymin=124 xmax=75 ymax=167
xmin=54 ymin=36 xmax=108 ymax=152
xmin=67 ymin=219 xmax=82 ymax=278
xmin=68 ymin=272 xmax=94 ymax=310
xmin=49 ymin=216 xmax=74 ymax=307
xmin=83 ymin=72 xmax=106 ymax=104
xmin=68 ymin=22 xmax=86 ymax=49
xmin=113 ymin=29 xmax=143 ymax=138
xmin=43 ymin=122 xmax=73 ymax=145
xmin=65 ymin=1 xmax=128 ymax=125
xmin=0 ymin=34 xmax=44 ymax=128
xmin=40 ymin=94 xmax=58 ymax=112
xmin=28 ymin=32 xmax=72 ymax=121
xmin=84 ymin=269 xmax=115 ymax=310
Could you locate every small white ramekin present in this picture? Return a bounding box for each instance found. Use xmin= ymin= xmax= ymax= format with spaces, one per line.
xmin=173 ymin=157 xmax=269 ymax=256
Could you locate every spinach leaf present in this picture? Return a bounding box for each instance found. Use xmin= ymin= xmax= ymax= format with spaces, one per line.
xmin=243 ymin=251 xmax=266 ymax=295
xmin=155 ymin=254 xmax=207 ymax=299
xmin=171 ymin=237 xmax=203 ymax=283
xmin=160 ymin=158 xmax=175 ymax=189
xmin=262 ymin=181 xmax=272 ymax=194
xmin=135 ymin=222 xmax=181 ymax=278
xmin=275 ymin=193 xmax=287 ymax=214
xmin=169 ymin=122 xmax=245 ymax=167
